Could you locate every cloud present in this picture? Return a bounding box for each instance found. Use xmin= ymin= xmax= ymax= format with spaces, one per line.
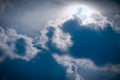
xmin=0 ymin=27 xmax=40 ymax=62
xmin=73 ymin=6 xmax=110 ymax=29
xmin=110 ymin=13 xmax=120 ymax=33
xmin=51 ymin=21 xmax=73 ymax=51
xmin=36 ymin=18 xmax=73 ymax=51
xmin=35 ymin=28 xmax=49 ymax=49
xmin=35 ymin=5 xmax=117 ymax=52
xmin=36 ymin=6 xmax=111 ymax=51
xmin=53 ymin=54 xmax=120 ymax=80
xmin=52 ymin=54 xmax=84 ymax=80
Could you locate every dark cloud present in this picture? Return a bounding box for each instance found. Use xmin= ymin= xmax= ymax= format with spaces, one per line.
xmin=61 ymin=19 xmax=120 ymax=65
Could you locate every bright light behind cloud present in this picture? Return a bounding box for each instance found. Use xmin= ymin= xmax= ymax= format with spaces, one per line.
xmin=59 ymin=4 xmax=97 ymax=18
xmin=73 ymin=5 xmax=99 ymax=22
xmin=59 ymin=4 xmax=109 ymax=29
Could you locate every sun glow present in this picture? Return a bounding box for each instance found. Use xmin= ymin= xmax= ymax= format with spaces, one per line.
xmin=59 ymin=4 xmax=99 ymax=19
xmin=73 ymin=6 xmax=96 ymax=19
xmin=73 ymin=5 xmax=102 ymax=25
xmin=59 ymin=4 xmax=108 ymax=29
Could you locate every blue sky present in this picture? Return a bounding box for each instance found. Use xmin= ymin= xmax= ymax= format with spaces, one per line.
xmin=0 ymin=0 xmax=120 ymax=80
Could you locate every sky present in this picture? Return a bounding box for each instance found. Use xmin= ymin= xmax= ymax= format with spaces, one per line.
xmin=0 ymin=0 xmax=120 ymax=80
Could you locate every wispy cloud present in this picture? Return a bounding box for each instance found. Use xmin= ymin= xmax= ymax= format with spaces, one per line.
xmin=111 ymin=13 xmax=120 ymax=33
xmin=36 ymin=7 xmax=120 ymax=52
xmin=53 ymin=54 xmax=120 ymax=80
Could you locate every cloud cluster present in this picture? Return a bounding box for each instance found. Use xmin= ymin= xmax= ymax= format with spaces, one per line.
xmin=36 ymin=6 xmax=120 ymax=52
xmin=36 ymin=15 xmax=114 ymax=79
xmin=53 ymin=54 xmax=120 ymax=80
xmin=33 ymin=7 xmax=120 ymax=79
xmin=0 ymin=3 xmax=120 ymax=80
xmin=0 ymin=27 xmax=40 ymax=62
xmin=35 ymin=6 xmax=116 ymax=52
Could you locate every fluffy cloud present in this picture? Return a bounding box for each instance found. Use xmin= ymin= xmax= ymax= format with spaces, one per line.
xmin=53 ymin=54 xmax=120 ymax=80
xmin=35 ymin=28 xmax=49 ymax=49
xmin=52 ymin=28 xmax=72 ymax=51
xmin=71 ymin=6 xmax=120 ymax=34
xmin=73 ymin=6 xmax=110 ymax=29
xmin=0 ymin=27 xmax=40 ymax=62
xmin=37 ymin=18 xmax=73 ymax=51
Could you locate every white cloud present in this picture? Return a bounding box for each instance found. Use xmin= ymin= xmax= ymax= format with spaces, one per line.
xmin=52 ymin=54 xmax=84 ymax=80
xmin=53 ymin=54 xmax=120 ymax=80
xmin=73 ymin=6 xmax=110 ymax=29
xmin=52 ymin=26 xmax=73 ymax=51
xmin=35 ymin=28 xmax=49 ymax=49
xmin=0 ymin=27 xmax=40 ymax=62
xmin=37 ymin=18 xmax=73 ymax=51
